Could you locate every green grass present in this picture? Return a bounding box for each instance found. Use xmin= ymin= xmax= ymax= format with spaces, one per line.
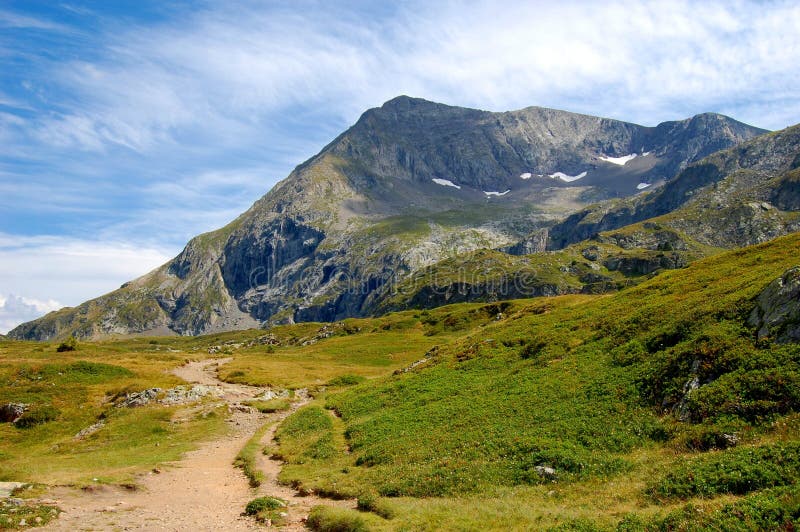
xmin=3 ymin=232 xmax=800 ymax=529
xmin=0 ymin=342 xmax=227 ymax=485
xmin=0 ymin=499 xmax=60 ymax=529
xmin=244 ymin=496 xmax=287 ymax=525
xmin=234 ymin=421 xmax=273 ymax=487
xmin=267 ymin=232 xmax=800 ymax=529
xmin=306 ymin=505 xmax=371 ymax=532
xmin=243 ymin=398 xmax=291 ymax=413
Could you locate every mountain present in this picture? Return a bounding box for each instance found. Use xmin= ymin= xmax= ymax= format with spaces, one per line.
xmin=9 ymin=97 xmax=766 ymax=341
xmin=547 ymin=125 xmax=800 ymax=249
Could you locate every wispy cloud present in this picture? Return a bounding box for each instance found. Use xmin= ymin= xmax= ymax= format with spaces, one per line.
xmin=1 ymin=0 xmax=799 ymax=320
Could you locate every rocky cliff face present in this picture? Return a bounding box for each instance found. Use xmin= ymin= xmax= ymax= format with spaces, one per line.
xmin=9 ymin=97 xmax=767 ymax=340
xmin=749 ymin=266 xmax=800 ymax=343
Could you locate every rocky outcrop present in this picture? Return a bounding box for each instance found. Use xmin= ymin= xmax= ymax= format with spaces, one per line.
xmin=748 ymin=266 xmax=800 ymax=343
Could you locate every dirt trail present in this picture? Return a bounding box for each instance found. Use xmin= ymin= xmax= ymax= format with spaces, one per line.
xmin=42 ymin=358 xmax=350 ymax=531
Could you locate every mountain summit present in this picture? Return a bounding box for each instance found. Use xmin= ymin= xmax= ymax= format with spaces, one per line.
xmin=10 ymin=97 xmax=767 ymax=340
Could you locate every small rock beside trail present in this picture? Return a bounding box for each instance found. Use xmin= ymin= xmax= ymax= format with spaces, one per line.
xmin=116 ymin=388 xmax=162 ymax=408
xmin=0 ymin=482 xmax=25 ymax=498
xmin=161 ymin=385 xmax=224 ymax=405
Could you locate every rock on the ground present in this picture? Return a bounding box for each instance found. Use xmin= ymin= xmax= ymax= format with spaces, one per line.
xmin=116 ymin=388 xmax=161 ymax=408
xmin=74 ymin=421 xmax=106 ymax=440
xmin=160 ymin=385 xmax=224 ymax=405
xmin=0 ymin=403 xmax=27 ymax=423
xmin=748 ymin=266 xmax=800 ymax=342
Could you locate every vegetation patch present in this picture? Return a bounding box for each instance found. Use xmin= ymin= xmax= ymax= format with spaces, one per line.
xmin=243 ymin=496 xmax=286 ymax=525
xmin=648 ymin=441 xmax=800 ymax=500
xmin=243 ymin=398 xmax=290 ymax=413
xmin=306 ymin=505 xmax=369 ymax=532
xmin=234 ymin=422 xmax=273 ymax=487
xmin=0 ymin=499 xmax=60 ymax=529
xmin=13 ymin=406 xmax=60 ymax=429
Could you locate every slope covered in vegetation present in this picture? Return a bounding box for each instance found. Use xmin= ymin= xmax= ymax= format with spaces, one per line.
xmin=271 ymin=232 xmax=800 ymax=530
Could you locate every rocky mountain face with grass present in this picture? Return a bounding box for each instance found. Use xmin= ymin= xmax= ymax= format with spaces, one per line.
xmin=9 ymin=96 xmax=768 ymax=341
xmin=547 ymin=125 xmax=800 ymax=250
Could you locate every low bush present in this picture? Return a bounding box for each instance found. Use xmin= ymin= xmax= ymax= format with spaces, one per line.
xmin=328 ymin=374 xmax=366 ymax=387
xmin=648 ymin=441 xmax=800 ymax=500
xmin=244 ymin=496 xmax=286 ymax=525
xmin=306 ymin=506 xmax=368 ymax=532
xmin=55 ymin=337 xmax=78 ymax=352
xmin=14 ymin=405 xmax=60 ymax=429
xmin=620 ymin=485 xmax=800 ymax=531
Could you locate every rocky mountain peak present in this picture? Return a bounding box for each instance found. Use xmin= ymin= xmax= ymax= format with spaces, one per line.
xmin=8 ymin=98 xmax=772 ymax=341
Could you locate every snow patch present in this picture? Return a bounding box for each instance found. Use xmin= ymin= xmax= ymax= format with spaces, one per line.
xmin=484 ymin=190 xmax=510 ymax=197
xmin=599 ymin=153 xmax=638 ymax=166
xmin=637 ymin=182 xmax=651 ymax=190
xmin=519 ymin=172 xmax=532 ymax=179
xmin=549 ymin=171 xmax=587 ymax=183
xmin=432 ymin=178 xmax=461 ymax=189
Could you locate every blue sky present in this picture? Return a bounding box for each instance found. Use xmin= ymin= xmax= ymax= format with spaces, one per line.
xmin=1 ymin=0 xmax=799 ymax=333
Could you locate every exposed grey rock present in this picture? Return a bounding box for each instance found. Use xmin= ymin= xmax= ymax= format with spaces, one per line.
xmin=253 ymin=389 xmax=290 ymax=401
xmin=748 ymin=266 xmax=800 ymax=342
xmin=533 ymin=465 xmax=557 ymax=480
xmin=160 ymin=385 xmax=224 ymax=405
xmin=548 ymin=125 xmax=800 ymax=250
xmin=74 ymin=420 xmax=105 ymax=440
xmin=0 ymin=482 xmax=25 ymax=498
xmin=116 ymin=388 xmax=162 ymax=408
xmin=0 ymin=404 xmax=27 ymax=423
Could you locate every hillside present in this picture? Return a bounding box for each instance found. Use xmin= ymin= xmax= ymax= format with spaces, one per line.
xmin=3 ymin=233 xmax=800 ymax=530
xmin=269 ymin=231 xmax=800 ymax=530
xmin=9 ymin=97 xmax=765 ymax=341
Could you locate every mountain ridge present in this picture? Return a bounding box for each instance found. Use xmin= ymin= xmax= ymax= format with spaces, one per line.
xmin=9 ymin=97 xmax=769 ymax=340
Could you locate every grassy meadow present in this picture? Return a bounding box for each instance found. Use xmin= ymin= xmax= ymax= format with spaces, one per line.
xmin=0 ymin=232 xmax=799 ymax=529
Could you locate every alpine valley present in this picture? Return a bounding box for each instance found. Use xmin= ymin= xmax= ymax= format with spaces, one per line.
xmin=4 ymin=96 xmax=800 ymax=531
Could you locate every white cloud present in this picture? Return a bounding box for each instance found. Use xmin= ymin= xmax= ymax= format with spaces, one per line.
xmin=19 ymin=0 xmax=798 ymax=163
xmin=2 ymin=0 xmax=800 ymax=325
xmin=0 ymin=294 xmax=64 ymax=334
xmin=0 ymin=234 xmax=175 ymax=319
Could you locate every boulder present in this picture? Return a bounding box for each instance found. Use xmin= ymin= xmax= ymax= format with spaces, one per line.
xmin=0 ymin=403 xmax=27 ymax=423
xmin=748 ymin=266 xmax=800 ymax=343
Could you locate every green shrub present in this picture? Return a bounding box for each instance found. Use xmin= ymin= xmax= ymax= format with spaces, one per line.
xmin=328 ymin=374 xmax=367 ymax=387
xmin=243 ymin=496 xmax=286 ymax=525
xmin=55 ymin=336 xmax=78 ymax=352
xmin=244 ymin=496 xmax=284 ymax=515
xmin=357 ymin=492 xmax=395 ymax=519
xmin=620 ymin=485 xmax=800 ymax=531
xmin=648 ymin=441 xmax=800 ymax=500
xmin=306 ymin=506 xmax=368 ymax=532
xmin=244 ymin=398 xmax=290 ymax=413
xmin=14 ymin=405 xmax=60 ymax=429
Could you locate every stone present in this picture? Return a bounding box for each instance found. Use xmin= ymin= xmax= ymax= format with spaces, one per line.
xmin=74 ymin=420 xmax=105 ymax=440
xmin=533 ymin=465 xmax=557 ymax=480
xmin=116 ymin=388 xmax=162 ymax=408
xmin=0 ymin=482 xmax=25 ymax=498
xmin=748 ymin=266 xmax=800 ymax=343
xmin=0 ymin=404 xmax=27 ymax=423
